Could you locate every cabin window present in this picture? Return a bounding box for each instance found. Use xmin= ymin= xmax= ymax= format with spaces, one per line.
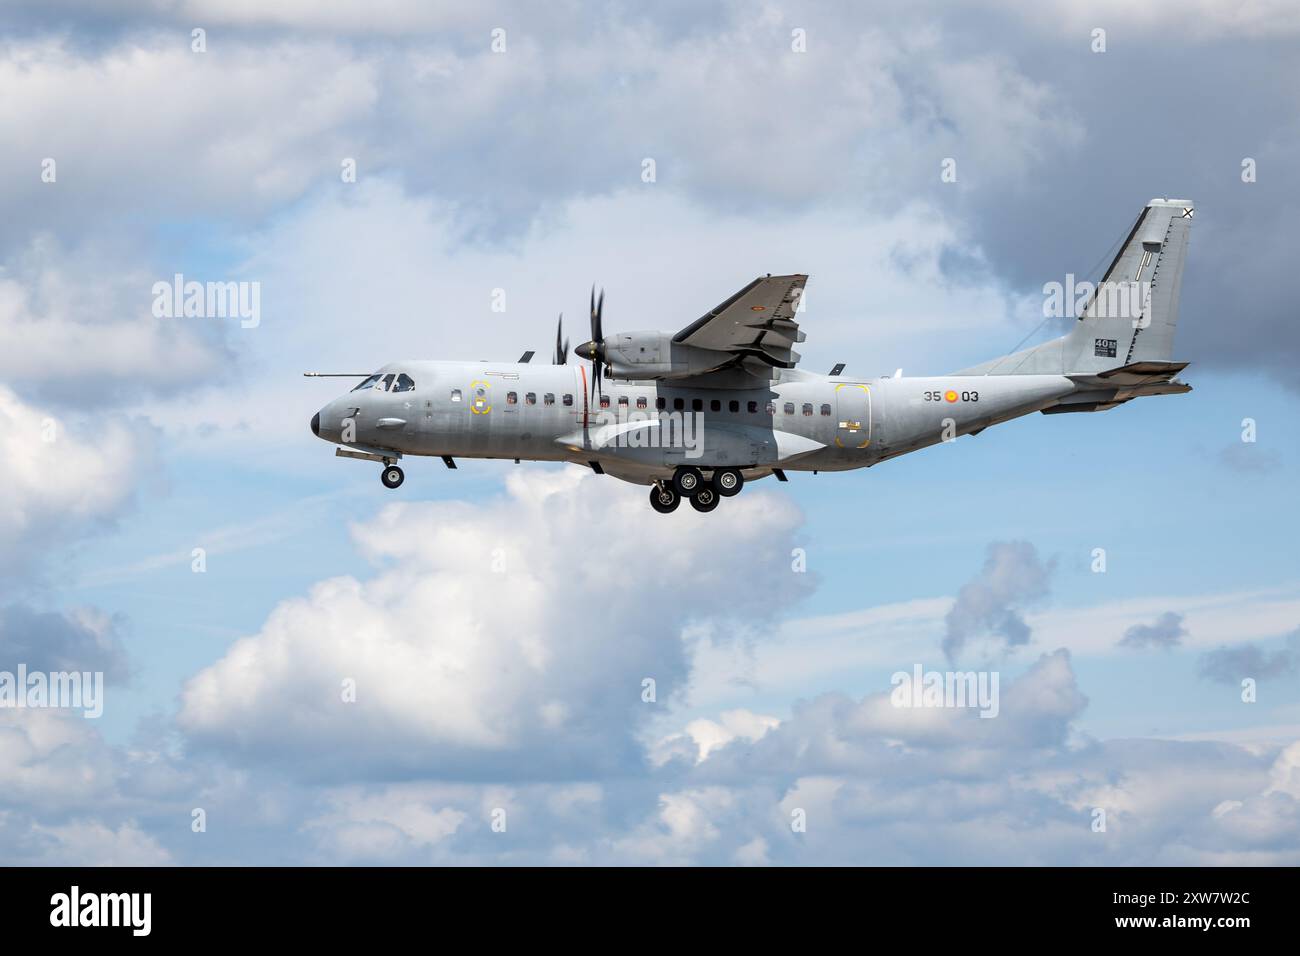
xmin=766 ymin=402 xmax=776 ymax=415
xmin=747 ymin=401 xmax=758 ymax=413
xmin=544 ymin=393 xmax=555 ymax=406
xmin=692 ymin=398 xmax=703 ymax=412
xmin=525 ymin=392 xmax=536 ymax=405
xmin=392 ymin=373 xmax=415 ymax=392
xmin=618 ymin=396 xmax=629 ymax=408
xmin=710 ymin=399 xmax=721 ymax=412
xmin=655 ymin=397 xmax=666 ymax=411
xmin=450 ymin=388 xmax=462 ymax=403
xmin=673 ymin=397 xmax=685 ymax=411
xmin=562 ymin=393 xmax=574 ymax=406
xmin=820 ymin=403 xmax=832 ymax=416
xmin=599 ymin=395 xmax=610 ymax=409
xmin=728 ymin=400 xmax=739 ymax=413
xmin=506 ymin=391 xmax=517 ymax=405
xmin=802 ymin=403 xmax=814 ymax=416
xmin=784 ymin=402 xmax=795 ymax=415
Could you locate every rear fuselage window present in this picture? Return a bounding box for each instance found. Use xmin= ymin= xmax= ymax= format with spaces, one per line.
xmin=526 ymin=392 xmax=536 ymax=405
xmin=506 ymin=391 xmax=518 ymax=405
xmin=747 ymin=401 xmax=758 ymax=413
xmin=802 ymin=403 xmax=813 ymax=416
xmin=636 ymin=397 xmax=647 ymax=409
xmin=544 ymin=393 xmax=555 ymax=406
xmin=450 ymin=388 xmax=462 ymax=403
xmin=562 ymin=393 xmax=574 ymax=406
xmin=673 ymin=398 xmax=685 ymax=411
xmin=820 ymin=403 xmax=832 ymax=416
xmin=784 ymin=402 xmax=795 ymax=415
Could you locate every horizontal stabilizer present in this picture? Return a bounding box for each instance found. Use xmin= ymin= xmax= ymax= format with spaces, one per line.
xmin=1067 ymin=360 xmax=1189 ymax=388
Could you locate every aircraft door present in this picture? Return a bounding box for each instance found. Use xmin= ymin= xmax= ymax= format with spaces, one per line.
xmin=834 ymin=384 xmax=871 ymax=449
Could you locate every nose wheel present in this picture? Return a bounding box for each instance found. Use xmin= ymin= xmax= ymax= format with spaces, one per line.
xmin=381 ymin=464 xmax=405 ymax=489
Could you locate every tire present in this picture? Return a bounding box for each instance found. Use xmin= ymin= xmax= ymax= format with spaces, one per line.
xmin=689 ymin=485 xmax=719 ymax=512
xmin=381 ymin=465 xmax=405 ymax=489
xmin=713 ymin=468 xmax=744 ymax=497
xmin=649 ymin=484 xmax=680 ymax=514
xmin=672 ymin=465 xmax=704 ymax=497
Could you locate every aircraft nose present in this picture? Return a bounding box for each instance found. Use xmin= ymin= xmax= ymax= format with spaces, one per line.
xmin=310 ymin=412 xmax=320 ymax=437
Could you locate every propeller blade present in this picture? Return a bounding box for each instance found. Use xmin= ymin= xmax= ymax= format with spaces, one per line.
xmin=554 ymin=313 xmax=567 ymax=365
xmin=589 ymin=287 xmax=606 ymax=398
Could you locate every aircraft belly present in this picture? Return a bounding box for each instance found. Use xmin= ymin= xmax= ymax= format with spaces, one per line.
xmin=570 ymin=419 xmax=823 ymax=469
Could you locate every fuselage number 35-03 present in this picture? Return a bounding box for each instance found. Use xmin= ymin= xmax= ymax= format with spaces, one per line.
xmin=923 ymin=389 xmax=979 ymax=403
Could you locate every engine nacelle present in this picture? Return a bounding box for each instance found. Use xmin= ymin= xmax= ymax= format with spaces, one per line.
xmin=602 ymin=331 xmax=732 ymax=381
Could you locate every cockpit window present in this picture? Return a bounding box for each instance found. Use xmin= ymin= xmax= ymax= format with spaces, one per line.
xmin=380 ymin=373 xmax=396 ymax=391
xmin=392 ymin=373 xmax=415 ymax=392
xmin=352 ymin=374 xmax=382 ymax=391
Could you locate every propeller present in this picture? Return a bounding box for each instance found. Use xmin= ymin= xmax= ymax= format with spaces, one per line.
xmin=553 ymin=313 xmax=569 ymax=365
xmin=576 ymin=286 xmax=606 ymax=398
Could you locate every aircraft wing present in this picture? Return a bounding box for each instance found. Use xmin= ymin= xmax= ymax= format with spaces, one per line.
xmin=673 ymin=274 xmax=807 ymax=371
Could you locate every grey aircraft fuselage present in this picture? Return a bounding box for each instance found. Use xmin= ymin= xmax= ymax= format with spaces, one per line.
xmin=310 ymin=360 xmax=1076 ymax=484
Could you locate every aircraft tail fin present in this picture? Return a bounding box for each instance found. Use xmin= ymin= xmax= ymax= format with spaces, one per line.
xmin=959 ymin=198 xmax=1194 ymax=377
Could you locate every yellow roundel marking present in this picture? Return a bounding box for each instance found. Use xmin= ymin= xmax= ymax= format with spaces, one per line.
xmin=470 ymin=379 xmax=492 ymax=415
xmin=944 ymin=390 xmax=959 ymax=403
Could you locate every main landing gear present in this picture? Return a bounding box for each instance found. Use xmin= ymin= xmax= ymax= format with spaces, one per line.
xmin=381 ymin=464 xmax=405 ymax=488
xmin=649 ymin=482 xmax=680 ymax=513
xmin=650 ymin=467 xmax=746 ymax=513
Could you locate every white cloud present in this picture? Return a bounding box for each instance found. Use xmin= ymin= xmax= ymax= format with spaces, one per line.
xmin=178 ymin=467 xmax=811 ymax=778
xmin=0 ymin=36 xmax=379 ymax=236
xmin=0 ymin=237 xmax=232 ymax=404
xmin=988 ymin=0 xmax=1300 ymax=38
xmin=0 ymin=385 xmax=150 ymax=578
xmin=27 ymin=819 xmax=171 ymax=866
xmin=656 ymin=708 xmax=781 ymax=765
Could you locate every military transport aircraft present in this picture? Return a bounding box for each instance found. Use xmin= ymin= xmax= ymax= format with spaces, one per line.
xmin=307 ymin=198 xmax=1194 ymax=513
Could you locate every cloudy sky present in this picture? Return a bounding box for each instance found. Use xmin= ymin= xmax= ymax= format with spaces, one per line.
xmin=1 ymin=0 xmax=1298 ymax=865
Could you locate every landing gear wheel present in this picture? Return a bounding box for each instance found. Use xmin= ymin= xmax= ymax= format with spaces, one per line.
xmin=381 ymin=465 xmax=405 ymax=489
xmin=649 ymin=483 xmax=680 ymax=514
xmin=689 ymin=485 xmax=720 ymax=513
xmin=713 ymin=468 xmax=744 ymax=497
xmin=673 ymin=465 xmax=704 ymax=497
